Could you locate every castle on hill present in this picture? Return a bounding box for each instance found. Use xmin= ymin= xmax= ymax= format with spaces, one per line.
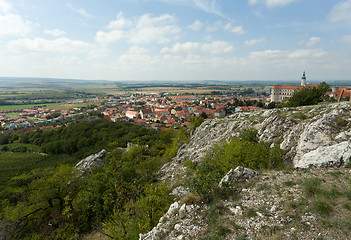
xmin=270 ymin=72 xmax=318 ymax=102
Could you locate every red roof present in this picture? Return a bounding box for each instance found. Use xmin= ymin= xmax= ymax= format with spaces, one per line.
xmin=141 ymin=108 xmax=153 ymax=114
xmin=272 ymin=85 xmax=303 ymax=90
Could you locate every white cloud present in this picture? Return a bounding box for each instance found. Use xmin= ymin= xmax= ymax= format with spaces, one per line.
xmin=224 ymin=23 xmax=245 ymax=34
xmin=244 ymin=38 xmax=266 ymax=46
xmin=150 ymin=0 xmax=228 ymax=19
xmin=298 ymin=37 xmax=322 ymax=47
xmin=193 ymin=0 xmax=227 ymax=19
xmin=306 ymin=37 xmax=321 ymax=47
xmin=67 ymin=3 xmax=93 ymax=18
xmin=0 ymin=0 xmax=11 ymax=13
xmin=107 ymin=12 xmax=133 ymax=29
xmin=95 ymin=30 xmax=125 ymax=43
xmin=44 ymin=29 xmax=66 ymax=37
xmin=206 ymin=20 xmax=222 ymax=32
xmin=249 ymin=0 xmax=297 ymax=8
xmin=128 ymin=45 xmax=149 ymax=55
xmin=328 ymin=0 xmax=351 ymax=23
xmin=161 ymin=41 xmax=234 ymax=54
xmin=188 ymin=20 xmax=202 ymax=31
xmin=337 ymin=35 xmax=351 ymax=44
xmin=8 ymin=37 xmax=91 ymax=53
xmin=96 ymin=13 xmax=181 ymax=44
xmin=0 ymin=13 xmax=33 ymax=38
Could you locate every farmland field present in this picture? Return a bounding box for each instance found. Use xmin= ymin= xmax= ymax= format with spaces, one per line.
xmin=0 ymin=103 xmax=63 ymax=111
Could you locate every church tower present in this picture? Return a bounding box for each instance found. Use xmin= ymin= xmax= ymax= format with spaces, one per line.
xmin=301 ymin=71 xmax=307 ymax=87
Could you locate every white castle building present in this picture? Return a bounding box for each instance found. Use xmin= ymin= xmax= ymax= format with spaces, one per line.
xmin=270 ymin=72 xmax=317 ymax=102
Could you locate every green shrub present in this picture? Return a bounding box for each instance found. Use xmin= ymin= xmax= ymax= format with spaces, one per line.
xmin=217 ymin=225 xmax=231 ymax=236
xmin=246 ymin=208 xmax=256 ymax=218
xmin=346 ymin=191 xmax=351 ymax=201
xmin=240 ymin=128 xmax=258 ymax=143
xmin=187 ymin=137 xmax=285 ymax=200
xmin=181 ymin=192 xmax=201 ymax=205
xmin=283 ymin=181 xmax=296 ymax=187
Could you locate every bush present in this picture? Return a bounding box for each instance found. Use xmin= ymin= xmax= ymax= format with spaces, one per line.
xmin=186 ymin=137 xmax=284 ymax=201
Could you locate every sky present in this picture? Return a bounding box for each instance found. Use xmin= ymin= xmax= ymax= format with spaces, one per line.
xmin=0 ymin=0 xmax=351 ymax=81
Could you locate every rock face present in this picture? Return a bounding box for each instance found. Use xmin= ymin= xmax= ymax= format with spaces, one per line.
xmin=218 ymin=166 xmax=259 ymax=187
xmin=142 ymin=102 xmax=351 ymax=240
xmin=295 ymin=141 xmax=351 ymax=168
xmin=75 ymin=149 xmax=106 ymax=172
xmin=139 ymin=201 xmax=205 ymax=240
xmin=145 ymin=168 xmax=351 ymax=240
xmin=160 ymin=102 xmax=351 ymax=185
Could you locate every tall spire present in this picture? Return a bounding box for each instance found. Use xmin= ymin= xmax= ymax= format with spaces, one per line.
xmin=301 ymin=71 xmax=307 ymax=86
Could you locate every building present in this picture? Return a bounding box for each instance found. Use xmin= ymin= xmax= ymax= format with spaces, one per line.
xmin=139 ymin=108 xmax=154 ymax=119
xmin=271 ymin=72 xmax=315 ymax=102
xmin=125 ymin=110 xmax=138 ymax=119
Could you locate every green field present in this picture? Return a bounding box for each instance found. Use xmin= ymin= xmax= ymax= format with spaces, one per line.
xmin=0 ymin=103 xmax=62 ymax=111
xmin=0 ymin=151 xmax=77 ymax=190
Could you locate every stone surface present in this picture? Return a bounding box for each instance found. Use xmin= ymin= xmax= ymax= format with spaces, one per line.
xmin=160 ymin=102 xmax=351 ymax=185
xmin=75 ymin=149 xmax=106 ymax=172
xmin=144 ymin=168 xmax=351 ymax=239
xmin=295 ymin=141 xmax=351 ymax=168
xmin=218 ymin=166 xmax=259 ymax=187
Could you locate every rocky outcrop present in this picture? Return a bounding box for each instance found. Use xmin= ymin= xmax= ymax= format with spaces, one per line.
xmin=218 ymin=166 xmax=259 ymax=187
xmin=143 ymin=102 xmax=351 ymax=240
xmin=160 ymin=102 xmax=351 ymax=185
xmin=139 ymin=201 xmax=205 ymax=240
xmin=75 ymin=149 xmax=106 ymax=172
xmin=295 ymin=141 xmax=351 ymax=168
xmin=145 ymin=168 xmax=351 ymax=240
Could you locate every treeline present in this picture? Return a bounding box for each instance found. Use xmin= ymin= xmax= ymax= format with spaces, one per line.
xmin=1 ymin=119 xmax=159 ymax=158
xmin=0 ymin=120 xmax=189 ymax=239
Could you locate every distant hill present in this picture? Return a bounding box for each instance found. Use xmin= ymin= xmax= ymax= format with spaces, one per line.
xmin=0 ymin=77 xmax=122 ymax=90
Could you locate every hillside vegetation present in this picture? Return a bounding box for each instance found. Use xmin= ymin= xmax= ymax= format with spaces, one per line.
xmin=2 ymin=102 xmax=351 ymax=240
xmin=0 ymin=118 xmax=188 ymax=239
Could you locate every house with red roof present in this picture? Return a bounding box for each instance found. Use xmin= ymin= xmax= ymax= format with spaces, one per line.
xmin=125 ymin=110 xmax=138 ymax=119
xmin=139 ymin=108 xmax=154 ymax=119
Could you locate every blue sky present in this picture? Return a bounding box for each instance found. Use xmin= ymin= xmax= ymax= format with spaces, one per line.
xmin=0 ymin=0 xmax=351 ymax=81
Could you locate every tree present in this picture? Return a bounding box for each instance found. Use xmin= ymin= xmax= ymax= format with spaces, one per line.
xmin=200 ymin=112 xmax=208 ymax=119
xmin=287 ymin=82 xmax=330 ymax=107
xmin=256 ymin=101 xmax=264 ymax=108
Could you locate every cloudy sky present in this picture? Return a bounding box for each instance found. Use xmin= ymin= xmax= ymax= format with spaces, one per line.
xmin=0 ymin=0 xmax=351 ymax=81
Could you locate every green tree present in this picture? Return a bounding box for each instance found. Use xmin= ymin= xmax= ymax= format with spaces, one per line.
xmin=287 ymin=82 xmax=330 ymax=107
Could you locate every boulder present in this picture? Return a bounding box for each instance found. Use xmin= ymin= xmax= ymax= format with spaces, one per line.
xmin=295 ymin=141 xmax=351 ymax=168
xmin=75 ymin=149 xmax=106 ymax=172
xmin=219 ymin=166 xmax=259 ymax=187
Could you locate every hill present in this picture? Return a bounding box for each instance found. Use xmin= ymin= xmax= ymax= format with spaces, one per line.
xmin=142 ymin=102 xmax=351 ymax=240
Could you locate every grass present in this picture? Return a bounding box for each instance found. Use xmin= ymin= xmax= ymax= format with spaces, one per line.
xmin=0 ymin=103 xmax=62 ymax=111
xmin=302 ymin=178 xmax=322 ymax=196
xmin=313 ymin=199 xmax=332 ymax=216
xmin=283 ymin=181 xmax=296 ymax=187
xmin=0 ymin=152 xmax=78 ymax=190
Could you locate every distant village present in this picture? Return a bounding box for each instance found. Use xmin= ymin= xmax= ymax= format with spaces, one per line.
xmin=1 ymin=73 xmax=350 ymax=133
xmin=0 ymin=90 xmax=269 ymax=133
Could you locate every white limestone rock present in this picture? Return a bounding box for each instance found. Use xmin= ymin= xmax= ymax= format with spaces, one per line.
xmin=75 ymin=149 xmax=106 ymax=172
xmin=219 ymin=166 xmax=259 ymax=187
xmin=295 ymin=141 xmax=351 ymax=168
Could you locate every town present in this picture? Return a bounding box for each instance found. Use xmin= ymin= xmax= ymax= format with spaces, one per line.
xmin=0 ymin=89 xmax=269 ymax=132
xmin=1 ymin=75 xmax=350 ymax=133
